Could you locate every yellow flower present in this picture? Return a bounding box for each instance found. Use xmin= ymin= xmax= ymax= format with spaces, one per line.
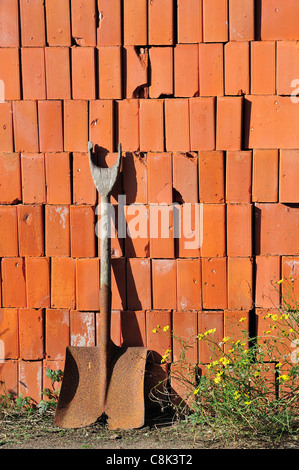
xmin=214 ymin=376 xmax=221 ymax=384
xmin=279 ymin=374 xmax=290 ymax=382
xmin=239 ymin=317 xmax=247 ymax=322
xmin=163 ymin=325 xmax=170 ymax=332
xmin=234 ymin=391 xmax=240 ymax=400
xmin=222 ymin=336 xmax=230 ymax=344
xmin=276 ymin=279 xmax=284 ymax=285
xmin=254 ymin=371 xmax=260 ymax=377
xmin=244 ymin=401 xmax=251 ymax=405
xmin=161 ymin=349 xmax=171 ymax=363
xmin=276 ymin=362 xmax=282 ymax=368
xmin=152 ymin=328 xmax=158 ymax=333
xmin=193 ymin=388 xmax=199 ymax=395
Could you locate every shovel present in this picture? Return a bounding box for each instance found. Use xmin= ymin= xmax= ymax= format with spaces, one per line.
xmin=54 ymin=142 xmax=148 ymax=430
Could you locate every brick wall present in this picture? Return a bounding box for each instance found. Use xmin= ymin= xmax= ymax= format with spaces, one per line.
xmin=0 ymin=0 xmax=299 ymax=402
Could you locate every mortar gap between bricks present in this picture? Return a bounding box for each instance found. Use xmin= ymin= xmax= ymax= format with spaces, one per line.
xmin=18 ymin=48 xmax=23 ymax=101
xmin=69 ymin=152 xmax=74 ymax=205
xmin=43 ymin=0 xmax=49 ymax=47
xmin=35 ymin=101 xmax=41 ymax=153
xmin=94 ymin=47 xmax=99 ymax=100
xmin=254 ymin=0 xmax=262 ymax=41
xmin=173 ymin=0 xmax=178 ymax=46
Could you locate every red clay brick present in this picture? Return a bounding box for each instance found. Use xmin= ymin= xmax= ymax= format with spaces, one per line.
xmin=18 ymin=361 xmax=43 ymax=403
xmin=51 ymin=257 xmax=76 ymax=309
xmin=226 ymin=151 xmax=252 ymax=203
xmin=98 ymin=45 xmax=122 ymax=99
xmin=255 ymin=203 xmax=299 ymax=256
xmin=70 ymin=311 xmax=95 ymax=347
xmin=20 ymin=0 xmax=45 ymax=47
xmin=149 ymin=205 xmax=175 ymax=259
xmin=0 ymin=361 xmax=18 ymax=396
xmin=228 ymin=257 xmax=253 ymax=310
xmin=261 ymin=0 xmax=299 ymax=40
xmin=64 ymin=100 xmax=88 ymax=152
xmin=198 ymin=151 xmax=225 ymax=203
xmin=111 ymin=258 xmax=127 ymax=310
xmin=126 ymin=258 xmax=151 ymax=310
xmin=0 ymin=48 xmax=20 ymax=100
xmin=198 ymin=311 xmax=224 ymax=363
xmin=252 ymin=149 xmax=279 ymax=203
xmin=71 ymin=0 xmax=97 ymax=46
xmin=282 ymin=257 xmax=299 ymax=310
xmin=19 ymin=309 xmax=44 ymax=360
xmin=165 ymin=99 xmax=190 ymax=152
xmin=98 ymin=46 xmax=122 ymax=99
xmin=1 ymin=258 xmax=26 ymax=308
xmin=229 ymin=0 xmax=254 ymax=41
xmin=147 ymin=152 xmax=172 ymax=204
xmin=0 ymin=308 xmax=19 ymax=359
xmin=201 ymin=204 xmax=226 ymax=257
xmin=177 ymin=259 xmax=201 ymax=311
xmin=152 ymin=259 xmax=176 ymax=310
xmin=38 ymin=101 xmax=63 ymax=153
xmin=120 ymin=310 xmax=146 ymax=347
xmin=123 ymin=0 xmax=147 ymax=46
xmin=124 ymin=46 xmax=148 ymax=99
xmin=72 ymin=47 xmax=96 ymax=100
xmin=175 ymin=203 xmax=202 ymax=258
xmin=224 ymin=42 xmax=250 ymax=95
xmin=97 ymin=0 xmax=122 ymax=46
xmin=279 ymin=150 xmax=299 ymax=203
xmin=216 ymin=97 xmax=242 ymax=151
xmin=45 ymin=0 xmax=71 ymax=46
xmin=173 ymin=311 xmax=198 ymax=363
xmin=224 ymin=310 xmax=250 ymax=349
xmin=21 ymin=154 xmax=46 ymax=204
xmin=198 ymin=43 xmax=224 ymax=97
xmin=247 ymin=95 xmax=299 ymax=149
xmin=0 ymin=206 xmax=18 ymax=257
xmin=89 ymin=100 xmax=114 ymax=152
xmin=0 ymin=0 xmax=19 ymax=47
xmin=125 ymin=204 xmax=149 ymax=258
xmin=13 ymin=101 xmax=39 ymax=153
xmin=277 ymin=41 xmax=299 ymax=96
xmin=255 ymin=256 xmax=281 ymax=309
xmin=146 ymin=310 xmax=172 ymax=363
xmin=45 ymin=47 xmax=71 ymax=100
xmin=177 ymin=0 xmax=203 ymax=43
xmin=25 ymin=257 xmax=50 ymax=309
xmin=76 ymin=258 xmax=100 ymax=311
xmin=189 ymin=97 xmax=216 ymax=151
xmin=149 ymin=47 xmax=173 ymax=98
xmin=203 ymin=0 xmax=228 ymax=43
xmin=17 ymin=205 xmax=44 ymax=257
xmin=21 ymin=48 xmax=46 ymax=100
xmin=70 ymin=206 xmax=96 ymax=258
xmin=251 ymin=42 xmax=276 ymax=95
xmin=0 ymin=103 xmax=14 ymax=152
xmin=173 ymin=152 xmax=198 ymax=204
xmin=122 ymin=152 xmax=147 ymax=204
xmin=174 ymin=44 xmax=199 ymax=98
xmin=202 ymin=257 xmax=227 ymax=309
xmin=73 ymin=153 xmax=97 ymax=205
xmin=45 ymin=205 xmax=70 ymax=257
xmin=45 ymin=309 xmax=70 ymax=360
xmin=45 ymin=153 xmax=71 ymax=205
xmin=0 ymin=153 xmax=22 ymax=204
xmin=139 ymin=99 xmax=164 ymax=152
xmin=148 ymin=0 xmax=173 ymax=45
xmin=227 ymin=204 xmax=252 ymax=257
xmin=117 ymin=100 xmax=139 ymax=151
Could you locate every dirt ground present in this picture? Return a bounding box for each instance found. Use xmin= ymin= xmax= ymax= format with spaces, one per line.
xmin=0 ymin=407 xmax=299 ymax=451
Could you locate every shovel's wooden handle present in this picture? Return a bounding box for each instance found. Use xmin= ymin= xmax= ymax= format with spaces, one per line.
xmin=99 ymin=195 xmax=112 ymax=351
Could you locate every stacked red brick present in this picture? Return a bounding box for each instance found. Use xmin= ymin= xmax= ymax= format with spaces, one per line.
xmin=0 ymin=0 xmax=299 ymax=403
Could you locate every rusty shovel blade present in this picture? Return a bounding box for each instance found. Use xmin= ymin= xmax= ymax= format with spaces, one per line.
xmin=54 ymin=143 xmax=148 ymax=430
